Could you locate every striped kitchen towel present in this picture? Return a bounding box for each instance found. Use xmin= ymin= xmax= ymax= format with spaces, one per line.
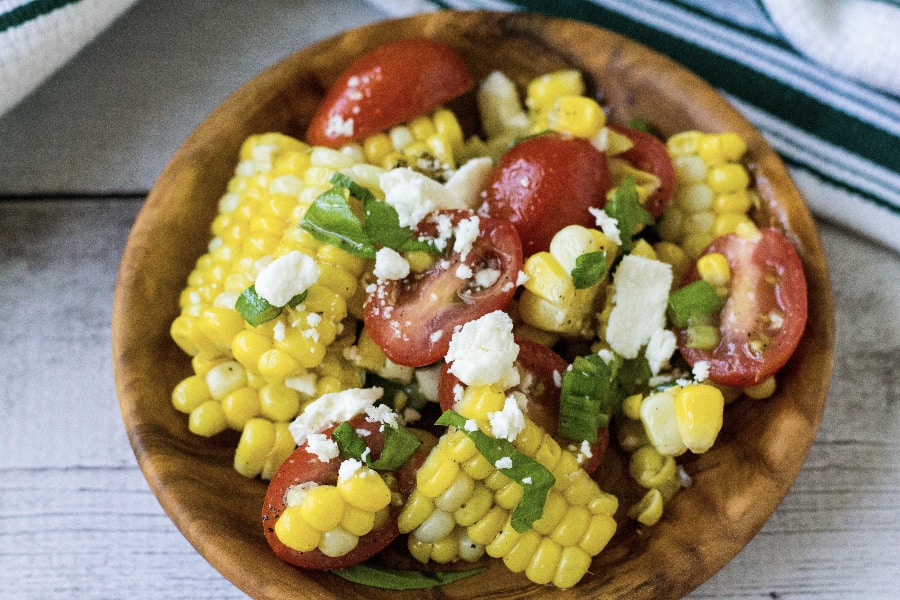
xmin=0 ymin=0 xmax=137 ymax=116
xmin=366 ymin=0 xmax=900 ymax=253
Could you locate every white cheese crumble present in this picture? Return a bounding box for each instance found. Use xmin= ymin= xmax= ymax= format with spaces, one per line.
xmin=494 ymin=456 xmax=514 ymax=470
xmin=254 ymin=250 xmax=319 ymax=307
xmin=444 ymin=157 xmax=494 ymax=208
xmin=365 ymin=403 xmax=400 ymax=430
xmin=464 ymin=419 xmax=479 ymax=432
xmin=452 ymin=215 xmax=480 ymax=260
xmin=488 ymin=395 xmax=526 ymax=442
xmin=445 ymin=311 xmax=520 ymax=388
xmin=305 ymin=433 xmax=339 ymax=462
xmin=288 ymin=387 xmax=383 ymax=445
xmin=692 ymin=360 xmax=710 ymax=382
xmin=606 ymin=255 xmax=673 ymax=359
xmin=373 ymin=247 xmax=410 ymax=281
xmin=284 ymin=372 xmax=317 ymax=396
xmin=325 ymin=114 xmax=354 ymax=138
xmin=337 ymin=458 xmax=364 ymax=483
xmin=645 ymin=327 xmax=677 ymax=376
xmin=588 ymin=207 xmax=623 ymax=245
xmin=380 ymin=167 xmax=464 ymax=228
xmin=474 ymin=268 xmax=501 ymax=289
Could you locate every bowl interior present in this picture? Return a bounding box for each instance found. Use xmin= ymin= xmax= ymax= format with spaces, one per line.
xmin=113 ymin=10 xmax=834 ymax=599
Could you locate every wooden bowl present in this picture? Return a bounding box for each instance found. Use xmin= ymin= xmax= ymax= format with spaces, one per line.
xmin=113 ymin=10 xmax=834 ymax=599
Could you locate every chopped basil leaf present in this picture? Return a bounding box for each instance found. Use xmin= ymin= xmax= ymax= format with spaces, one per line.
xmin=333 ymin=563 xmax=486 ymax=589
xmin=369 ymin=424 xmax=422 ymax=471
xmin=332 ymin=422 xmax=369 ymax=461
xmin=300 ymin=184 xmax=375 ymax=258
xmin=330 ymin=172 xmax=377 ymax=203
xmin=571 ymin=250 xmax=608 ymax=289
xmin=234 ymin=285 xmax=307 ymax=327
xmin=558 ymin=354 xmax=622 ymax=442
xmin=667 ymin=279 xmax=725 ymax=328
xmin=626 ymin=117 xmax=654 ymax=135
xmin=605 ymin=175 xmax=654 ymax=251
xmin=436 ymin=410 xmax=554 ymax=532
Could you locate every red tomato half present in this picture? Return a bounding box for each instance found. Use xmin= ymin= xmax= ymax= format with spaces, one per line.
xmin=306 ymin=38 xmax=473 ymax=147
xmin=438 ymin=338 xmax=609 ymax=474
xmin=677 ymin=227 xmax=808 ymax=387
xmin=482 ymin=132 xmax=610 ymax=255
xmin=364 ymin=211 xmax=523 ymax=367
xmin=608 ymin=125 xmax=676 ymax=218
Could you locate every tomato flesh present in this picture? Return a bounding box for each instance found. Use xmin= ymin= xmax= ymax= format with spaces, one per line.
xmin=438 ymin=338 xmax=609 ymax=474
xmin=306 ymin=38 xmax=473 ymax=147
xmin=677 ymin=227 xmax=808 ymax=387
xmin=482 ymin=132 xmax=610 ymax=255
xmin=364 ymin=211 xmax=523 ymax=367
xmin=608 ymin=125 xmax=676 ymax=218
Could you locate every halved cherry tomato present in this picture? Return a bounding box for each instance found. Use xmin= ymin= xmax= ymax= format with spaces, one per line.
xmin=437 ymin=338 xmax=609 ymax=474
xmin=481 ymin=132 xmax=610 ymax=255
xmin=608 ymin=124 xmax=676 ymax=218
xmin=262 ymin=416 xmax=433 ymax=570
xmin=306 ymin=38 xmax=473 ymax=147
xmin=364 ymin=210 xmax=523 ymax=367
xmin=677 ymin=227 xmax=808 ymax=387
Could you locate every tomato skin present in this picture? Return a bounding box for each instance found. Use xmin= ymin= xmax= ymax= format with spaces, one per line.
xmin=306 ymin=38 xmax=473 ymax=147
xmin=261 ymin=417 xmax=397 ymax=570
xmin=677 ymin=227 xmax=808 ymax=387
xmin=608 ymin=125 xmax=676 ymax=218
xmin=482 ymin=133 xmax=610 ymax=255
xmin=364 ymin=211 xmax=523 ymax=367
xmin=437 ymin=338 xmax=609 ymax=474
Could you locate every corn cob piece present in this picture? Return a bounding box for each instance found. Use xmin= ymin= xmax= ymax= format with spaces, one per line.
xmin=398 ymin=386 xmax=618 ymax=588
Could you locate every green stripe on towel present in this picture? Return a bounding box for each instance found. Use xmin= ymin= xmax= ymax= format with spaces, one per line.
xmin=0 ymin=0 xmax=83 ymax=34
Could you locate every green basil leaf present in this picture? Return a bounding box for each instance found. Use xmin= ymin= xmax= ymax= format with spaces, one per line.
xmin=571 ymin=250 xmax=608 ymax=289
xmin=330 ymin=172 xmax=377 ymax=203
xmin=436 ymin=410 xmax=554 ymax=532
xmin=557 ymin=353 xmax=630 ymax=442
xmin=235 ymin=285 xmax=281 ymax=326
xmin=605 ymin=175 xmax=654 ymax=251
xmin=667 ymin=279 xmax=725 ymax=328
xmin=369 ymin=424 xmax=422 ymax=471
xmin=300 ymin=185 xmax=375 ymax=258
xmin=333 ymin=563 xmax=486 ymax=589
xmin=626 ymin=117 xmax=654 ymax=134
xmin=331 ymin=422 xmax=369 ymax=461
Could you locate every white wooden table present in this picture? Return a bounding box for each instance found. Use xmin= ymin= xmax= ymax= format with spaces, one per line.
xmin=1 ymin=1 xmax=898 ymax=598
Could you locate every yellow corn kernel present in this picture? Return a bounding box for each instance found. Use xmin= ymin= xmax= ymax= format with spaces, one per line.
xmin=533 ymin=434 xmax=563 ymax=472
xmin=188 ymin=399 xmax=228 ymax=437
xmin=412 ymin=509 xmax=456 ymax=543
xmin=234 ymin=418 xmax=276 ymax=477
xmin=682 ymin=232 xmax=715 ymax=259
xmin=526 ymin=537 xmax=563 ymax=585
xmin=616 ymin=417 xmax=650 ymax=453
xmin=666 ymin=130 xmax=703 ymax=157
xmin=442 ymin=430 xmax=479 ymax=464
xmin=674 ymin=383 xmax=725 ymax=453
xmin=315 ymin=262 xmax=358 ymax=299
xmin=629 ymin=238 xmax=657 ymax=260
xmin=454 ymin=485 xmax=494 ymax=527
xmin=553 ymin=546 xmax=592 ymax=589
xmin=550 ymin=451 xmax=581 ymax=492
xmin=511 ymin=418 xmax=544 ymax=458
xmin=460 ymin=451 xmax=495 ymax=481
xmin=549 ymin=225 xmax=612 ymax=273
xmin=338 ymin=467 xmax=392 ymax=512
xmin=517 ymin=291 xmax=582 ymax=336
xmin=467 ymin=506 xmax=509 ymax=546
xmin=707 ymin=163 xmax=750 ymax=194
xmin=191 ymin=353 xmax=226 ymax=377
xmin=301 ymin=485 xmax=345 ymax=532
xmin=275 ymin=325 xmax=327 ymax=369
xmin=429 ymin=535 xmax=461 ymax=564
xmin=258 ymin=382 xmax=300 ymax=422
xmin=526 ymin=70 xmax=585 ymax=112
xmin=563 ymin=470 xmax=600 ymax=507
xmin=435 ymin=472 xmax=476 ymax=513
xmin=426 ymin=133 xmax=455 ymax=169
xmin=629 ymin=445 xmax=678 ymax=489
xmin=304 ymin=285 xmax=347 ymax=322
xmin=714 ymin=189 xmax=752 ymax=214
xmin=673 ymin=154 xmax=708 ymax=184
xmin=257 ymin=348 xmax=301 ymax=382
xmin=231 ymin=330 xmax=271 ymax=373
xmin=531 ymin=490 xmax=567 ymax=535
xmin=579 ymin=513 xmax=617 ymax=555
xmin=409 ymin=115 xmax=436 ymax=140
xmin=713 ymin=213 xmax=755 ymax=237
xmin=628 ymin=488 xmax=664 ymax=526
xmin=485 ymin=518 xmax=522 ymax=558
xmin=454 ymin=384 xmax=506 ymax=421
xmin=744 ymin=376 xmax=777 ymax=399
xmin=398 ymin=490 xmax=435 ymax=533
xmin=550 ymin=506 xmax=591 ymax=547
xmin=494 ymin=481 xmax=525 ymax=511
xmin=483 ymin=469 xmax=512 ymax=491
xmin=547 ymin=96 xmax=606 ymax=138
xmin=260 ymin=422 xmax=296 ymax=480
xmin=318 ymin=527 xmax=359 ymax=557
xmin=523 ymin=252 xmax=575 ymax=305
xmin=433 ymin=108 xmax=464 ymax=154
xmin=622 ymin=393 xmax=644 ymax=420
xmin=274 ymin=506 xmax=321 ymax=552
xmin=676 ymin=182 xmax=714 ymax=213
xmin=416 ymin=448 xmax=461 ymax=498
xmin=503 ymin=529 xmax=542 ymax=573
xmin=171 ymin=375 xmax=211 ymax=414
xmin=408 ymin=536 xmax=436 ymax=564
xmin=697 ymin=252 xmax=732 ymax=287
xmin=221 ymin=387 xmax=260 ymax=430
xmin=340 ymin=505 xmax=376 ymax=537
xmin=685 ymin=323 xmax=721 ymax=350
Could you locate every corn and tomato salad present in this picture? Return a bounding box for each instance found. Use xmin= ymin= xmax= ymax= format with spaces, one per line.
xmin=167 ymin=38 xmax=807 ymax=591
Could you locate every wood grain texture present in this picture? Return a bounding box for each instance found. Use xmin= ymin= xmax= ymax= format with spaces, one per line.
xmin=111 ymin=10 xmax=834 ymax=600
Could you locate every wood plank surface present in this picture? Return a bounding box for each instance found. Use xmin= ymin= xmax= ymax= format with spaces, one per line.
xmin=1 ymin=1 xmax=898 ymax=598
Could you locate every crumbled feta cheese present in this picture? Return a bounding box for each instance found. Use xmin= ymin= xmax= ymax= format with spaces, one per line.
xmin=305 ymin=433 xmax=339 ymax=462
xmin=522 ymin=476 xmax=533 ymax=485
xmin=380 ymin=167 xmax=464 ymax=228
xmin=325 ymin=114 xmax=354 ymax=138
xmin=692 ymin=360 xmax=710 ymax=382
xmin=494 ymin=456 xmax=513 ymax=470
xmin=272 ymin=320 xmax=286 ymax=342
xmin=365 ymin=403 xmax=400 ymax=430
xmin=446 ymin=311 xmax=520 ymax=388
xmin=606 ymin=255 xmax=673 ymax=359
xmin=444 ymin=157 xmax=493 ymax=208
xmin=515 ymin=270 xmax=529 ymax=287
xmin=373 ymin=247 xmax=410 ymax=280
xmin=254 ymin=250 xmax=319 ymax=307
xmin=455 ymin=264 xmax=474 ymax=279
xmin=589 ymin=207 xmax=622 ymax=245
xmin=284 ymin=372 xmax=317 ymax=396
xmin=488 ymin=395 xmax=526 ymax=442
xmin=289 ymin=387 xmax=383 ymax=445
xmin=337 ymin=458 xmax=364 ymax=483
xmin=464 ymin=419 xmax=479 ymax=432
xmin=474 ymin=268 xmax=501 ymax=289
xmin=577 ymin=439 xmax=593 ymax=465
xmin=645 ymin=328 xmax=677 ymax=375
xmin=452 ymin=215 xmax=480 ymax=260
